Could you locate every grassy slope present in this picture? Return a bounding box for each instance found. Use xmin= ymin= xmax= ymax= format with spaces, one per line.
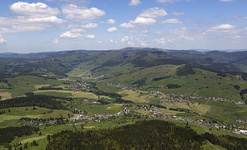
xmin=5 ymin=75 xmax=63 ymax=97
xmin=100 ymin=66 xmax=246 ymax=101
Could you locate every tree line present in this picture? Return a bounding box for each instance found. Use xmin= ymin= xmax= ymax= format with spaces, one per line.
xmin=0 ymin=126 xmax=39 ymax=148
xmin=0 ymin=95 xmax=69 ymax=110
xmin=46 ymin=120 xmax=203 ymax=150
xmin=46 ymin=120 xmax=247 ymax=150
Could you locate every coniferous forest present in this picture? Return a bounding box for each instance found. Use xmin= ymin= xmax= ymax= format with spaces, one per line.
xmin=46 ymin=120 xmax=247 ymax=150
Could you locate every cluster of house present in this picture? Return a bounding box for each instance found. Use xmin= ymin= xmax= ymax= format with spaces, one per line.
xmin=190 ymin=96 xmax=244 ymax=105
xmin=103 ymin=82 xmax=129 ymax=90
xmin=69 ymin=107 xmax=130 ymax=123
xmin=121 ymin=104 xmax=247 ymax=135
xmin=83 ymin=74 xmax=112 ymax=80
xmin=67 ymin=82 xmax=91 ymax=92
xmin=148 ymin=89 xmax=244 ymax=106
xmin=236 ymin=119 xmax=247 ymax=124
xmin=20 ymin=117 xmax=66 ymax=126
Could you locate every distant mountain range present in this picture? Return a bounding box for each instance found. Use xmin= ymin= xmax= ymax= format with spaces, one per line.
xmin=0 ymin=47 xmax=247 ymax=78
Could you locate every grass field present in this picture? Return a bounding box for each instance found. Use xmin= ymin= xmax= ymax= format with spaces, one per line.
xmin=75 ymin=103 xmax=122 ymax=115
xmin=193 ymin=99 xmax=247 ymax=124
xmin=6 ymin=75 xmax=64 ymax=97
xmin=11 ymin=125 xmax=77 ymax=150
xmin=202 ymin=141 xmax=227 ymax=150
xmin=0 ymin=120 xmax=20 ymax=128
xmin=0 ymin=92 xmax=12 ymax=100
xmin=34 ymin=90 xmax=109 ymax=100
xmin=104 ymin=67 xmax=246 ymax=101
xmin=117 ymin=90 xmax=156 ymax=103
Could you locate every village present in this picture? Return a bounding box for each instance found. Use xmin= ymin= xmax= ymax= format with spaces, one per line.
xmin=62 ymin=81 xmax=247 ymax=135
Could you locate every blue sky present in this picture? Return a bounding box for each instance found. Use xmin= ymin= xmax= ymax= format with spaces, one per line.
xmin=0 ymin=0 xmax=247 ymax=53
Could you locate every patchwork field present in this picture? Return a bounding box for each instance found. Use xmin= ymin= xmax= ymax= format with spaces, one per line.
xmin=117 ymin=90 xmax=157 ymax=103
xmin=0 ymin=92 xmax=12 ymax=100
xmin=34 ymin=90 xmax=106 ymax=99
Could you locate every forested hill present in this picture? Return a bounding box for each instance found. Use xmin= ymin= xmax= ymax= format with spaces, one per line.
xmin=0 ymin=48 xmax=247 ymax=78
xmin=46 ymin=120 xmax=247 ymax=150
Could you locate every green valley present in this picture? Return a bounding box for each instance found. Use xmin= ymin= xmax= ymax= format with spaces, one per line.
xmin=0 ymin=48 xmax=247 ymax=150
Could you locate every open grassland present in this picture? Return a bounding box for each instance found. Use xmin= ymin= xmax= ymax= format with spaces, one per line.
xmin=106 ymin=67 xmax=246 ymax=101
xmin=158 ymin=108 xmax=185 ymax=116
xmin=192 ymin=103 xmax=211 ymax=116
xmin=0 ymin=107 xmax=72 ymax=122
xmin=34 ymin=90 xmax=72 ymax=97
xmin=0 ymin=115 xmax=24 ymax=123
xmin=0 ymin=120 xmax=20 ymax=128
xmin=34 ymin=84 xmax=66 ymax=90
xmin=117 ymin=90 xmax=156 ymax=103
xmin=103 ymin=65 xmax=179 ymax=86
xmin=96 ymin=83 xmax=121 ymax=93
xmin=162 ymin=102 xmax=211 ymax=116
xmin=75 ymin=103 xmax=122 ymax=115
xmin=173 ymin=102 xmax=191 ymax=110
xmin=0 ymin=92 xmax=12 ymax=100
xmin=130 ymin=65 xmax=179 ymax=77
xmin=34 ymin=90 xmax=106 ymax=99
xmin=1 ymin=107 xmax=50 ymax=116
xmin=166 ymin=118 xmax=247 ymax=139
xmin=151 ymin=69 xmax=245 ymax=101
xmin=194 ymin=99 xmax=247 ymax=124
xmin=6 ymin=75 xmax=64 ymax=97
xmin=66 ymin=69 xmax=91 ymax=79
xmin=202 ymin=141 xmax=227 ymax=150
xmin=11 ymin=125 xmax=77 ymax=150
xmin=34 ymin=84 xmax=51 ymax=89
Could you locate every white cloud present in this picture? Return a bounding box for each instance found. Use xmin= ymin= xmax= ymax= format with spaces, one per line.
xmin=139 ymin=40 xmax=148 ymax=47
xmin=154 ymin=27 xmax=200 ymax=46
xmin=119 ymin=7 xmax=165 ymax=28
xmin=121 ymin=36 xmax=134 ymax=46
xmin=71 ymin=28 xmax=85 ymax=32
xmin=62 ymin=4 xmax=105 ymax=20
xmin=1 ymin=2 xmax=63 ymax=33
xmin=84 ymin=34 xmax=95 ymax=39
xmin=81 ymin=23 xmax=98 ymax=28
xmin=110 ymin=39 xmax=117 ymax=43
xmin=26 ymin=16 xmax=63 ymax=24
xmin=154 ymin=38 xmax=173 ymax=44
xmin=107 ymin=19 xmax=116 ymax=24
xmin=107 ymin=27 xmax=118 ymax=32
xmin=10 ymin=2 xmax=60 ymax=17
xmin=132 ymin=17 xmax=156 ymax=25
xmin=129 ymin=0 xmax=141 ymax=6
xmin=0 ymin=35 xmax=7 ymax=44
xmin=52 ymin=38 xmax=59 ymax=44
xmin=234 ymin=36 xmax=241 ymax=39
xmin=0 ymin=16 xmax=61 ymax=33
xmin=60 ymin=30 xmax=95 ymax=39
xmin=208 ymin=24 xmax=235 ymax=32
xmin=0 ymin=27 xmax=12 ymax=34
xmin=139 ymin=7 xmax=167 ymax=18
xmin=60 ymin=31 xmax=82 ymax=39
xmin=120 ymin=23 xmax=135 ymax=28
xmin=162 ymin=19 xmax=182 ymax=24
xmin=12 ymin=25 xmax=46 ymax=32
xmin=179 ymin=35 xmax=194 ymax=41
